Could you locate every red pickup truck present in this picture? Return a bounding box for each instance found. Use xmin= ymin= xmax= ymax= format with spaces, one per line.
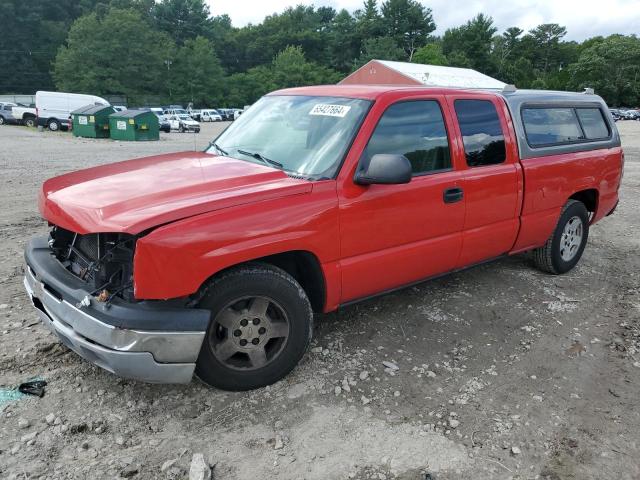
xmin=24 ymin=85 xmax=623 ymax=390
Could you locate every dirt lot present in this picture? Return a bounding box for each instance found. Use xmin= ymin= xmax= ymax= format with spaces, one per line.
xmin=0 ymin=121 xmax=639 ymax=480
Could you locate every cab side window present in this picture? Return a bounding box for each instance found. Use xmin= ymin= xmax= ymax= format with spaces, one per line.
xmin=364 ymin=100 xmax=451 ymax=175
xmin=454 ymin=99 xmax=506 ymax=167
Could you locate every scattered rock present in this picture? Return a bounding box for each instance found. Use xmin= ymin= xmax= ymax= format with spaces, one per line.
xmin=45 ymin=413 xmax=56 ymax=426
xmin=274 ymin=434 xmax=284 ymax=450
xmin=18 ymin=418 xmax=30 ymax=429
xmin=532 ymin=395 xmax=543 ymax=402
xmin=189 ymin=453 xmax=211 ymax=480
xmin=311 ymin=347 xmax=323 ymax=354
xmin=359 ymin=371 xmax=369 ymax=380
xmin=115 ymin=435 xmax=126 ymax=446
xmin=21 ymin=431 xmax=37 ymax=443
xmin=0 ymin=303 xmax=8 ymax=310
xmin=382 ymin=361 xmax=399 ymax=371
xmin=342 ymin=379 xmax=351 ymax=393
xmin=361 ymin=396 xmax=371 ymax=405
xmin=120 ymin=464 xmax=139 ymax=478
xmin=161 ymin=459 xmax=178 ymax=472
xmin=393 ymin=391 xmax=401 ymax=397
xmin=334 ymin=386 xmax=342 ymax=396
xmin=449 ymin=419 xmax=460 ymax=429
xmin=511 ymin=446 xmax=522 ymax=455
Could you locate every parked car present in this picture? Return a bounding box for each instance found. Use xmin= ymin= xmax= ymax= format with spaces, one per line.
xmin=233 ymin=108 xmax=244 ymax=120
xmin=0 ymin=102 xmax=18 ymax=125
xmin=11 ymin=104 xmax=37 ymax=127
xmin=24 ymin=85 xmax=623 ymax=391
xmin=217 ymin=109 xmax=234 ymax=121
xmin=168 ymin=114 xmax=200 ymax=132
xmin=199 ymin=109 xmax=223 ymax=122
xmin=36 ymin=91 xmax=109 ymax=131
xmin=624 ymin=109 xmax=640 ymax=120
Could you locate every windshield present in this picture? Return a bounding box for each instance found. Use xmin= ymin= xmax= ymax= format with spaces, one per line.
xmin=206 ymin=95 xmax=371 ymax=178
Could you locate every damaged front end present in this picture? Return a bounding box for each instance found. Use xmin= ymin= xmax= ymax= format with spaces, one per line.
xmin=23 ymin=227 xmax=211 ymax=384
xmin=48 ymin=226 xmax=136 ymax=304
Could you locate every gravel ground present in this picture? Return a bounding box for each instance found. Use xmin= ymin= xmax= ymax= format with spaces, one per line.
xmin=0 ymin=121 xmax=639 ymax=480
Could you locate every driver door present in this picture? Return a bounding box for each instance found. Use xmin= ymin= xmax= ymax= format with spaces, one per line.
xmin=338 ymin=97 xmax=466 ymax=303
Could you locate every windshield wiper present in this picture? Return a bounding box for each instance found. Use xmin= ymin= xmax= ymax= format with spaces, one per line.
xmin=209 ymin=142 xmax=228 ymax=156
xmin=237 ymin=149 xmax=283 ymax=169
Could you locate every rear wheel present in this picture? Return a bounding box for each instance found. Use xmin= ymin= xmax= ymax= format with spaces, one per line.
xmin=533 ymin=200 xmax=589 ymax=274
xmin=195 ymin=264 xmax=313 ymax=391
xmin=0 ymin=116 xmax=5 ymax=125
xmin=24 ymin=116 xmax=36 ymax=128
xmin=48 ymin=119 xmax=60 ymax=131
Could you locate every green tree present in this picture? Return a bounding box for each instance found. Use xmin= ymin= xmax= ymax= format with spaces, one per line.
xmin=380 ymin=0 xmax=436 ymax=60
xmin=152 ymin=0 xmax=214 ymax=45
xmin=525 ymin=23 xmax=567 ymax=76
xmin=354 ymin=0 xmax=384 ymax=43
xmin=355 ymin=36 xmax=406 ymax=66
xmin=54 ymin=8 xmax=174 ymax=102
xmin=0 ymin=0 xmax=102 ymax=93
xmin=170 ymin=36 xmax=225 ymax=106
xmin=413 ymin=43 xmax=448 ymax=65
xmin=328 ymin=9 xmax=360 ymax=73
xmin=270 ymin=45 xmax=341 ymax=89
xmin=443 ymin=14 xmax=497 ymax=73
xmin=568 ymin=35 xmax=640 ymax=106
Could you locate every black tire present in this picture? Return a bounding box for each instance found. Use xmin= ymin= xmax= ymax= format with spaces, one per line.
xmin=195 ymin=263 xmax=313 ymax=391
xmin=24 ymin=116 xmax=36 ymax=128
xmin=533 ymin=199 xmax=589 ymax=274
xmin=48 ymin=119 xmax=60 ymax=131
xmin=179 ymin=124 xmax=185 ymax=133
xmin=0 ymin=116 xmax=5 ymax=125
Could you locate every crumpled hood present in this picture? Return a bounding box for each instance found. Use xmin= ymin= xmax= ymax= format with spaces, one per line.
xmin=39 ymin=151 xmax=311 ymax=234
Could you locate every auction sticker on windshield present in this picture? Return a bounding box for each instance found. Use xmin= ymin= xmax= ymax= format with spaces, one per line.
xmin=309 ymin=104 xmax=351 ymax=118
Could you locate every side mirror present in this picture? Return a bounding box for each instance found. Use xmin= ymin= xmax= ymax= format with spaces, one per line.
xmin=354 ymin=154 xmax=412 ymax=185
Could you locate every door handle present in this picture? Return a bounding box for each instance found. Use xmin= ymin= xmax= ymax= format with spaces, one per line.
xmin=443 ymin=187 xmax=463 ymax=204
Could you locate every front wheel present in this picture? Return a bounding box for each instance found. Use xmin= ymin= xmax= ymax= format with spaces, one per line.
xmin=195 ymin=264 xmax=313 ymax=391
xmin=24 ymin=117 xmax=36 ymax=127
xmin=0 ymin=116 xmax=5 ymax=125
xmin=533 ymin=199 xmax=589 ymax=274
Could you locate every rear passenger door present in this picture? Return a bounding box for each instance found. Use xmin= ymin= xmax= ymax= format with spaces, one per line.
xmin=446 ymin=95 xmax=522 ymax=267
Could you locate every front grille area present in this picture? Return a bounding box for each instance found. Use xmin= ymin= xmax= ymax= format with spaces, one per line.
xmin=49 ymin=226 xmax=136 ymax=302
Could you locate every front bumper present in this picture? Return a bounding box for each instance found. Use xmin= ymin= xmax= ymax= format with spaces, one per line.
xmin=24 ymin=237 xmax=209 ymax=383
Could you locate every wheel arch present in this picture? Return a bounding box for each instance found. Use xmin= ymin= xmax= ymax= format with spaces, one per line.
xmin=569 ymin=188 xmax=598 ymax=218
xmin=195 ymin=250 xmax=327 ymax=313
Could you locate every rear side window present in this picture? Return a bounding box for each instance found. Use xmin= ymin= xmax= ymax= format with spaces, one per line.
xmin=522 ymin=108 xmax=584 ymax=146
xmin=365 ymin=100 xmax=451 ymax=175
xmin=454 ymin=100 xmax=506 ymax=167
xmin=576 ymin=108 xmax=609 ymax=139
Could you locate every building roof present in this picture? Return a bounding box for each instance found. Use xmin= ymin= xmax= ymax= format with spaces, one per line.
xmin=343 ymin=60 xmax=506 ymax=89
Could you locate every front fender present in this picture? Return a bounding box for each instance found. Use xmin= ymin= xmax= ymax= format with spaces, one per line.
xmin=132 ymin=182 xmax=339 ymax=300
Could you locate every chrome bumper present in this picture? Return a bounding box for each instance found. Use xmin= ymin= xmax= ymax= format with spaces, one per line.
xmin=23 ymin=266 xmax=206 ymax=384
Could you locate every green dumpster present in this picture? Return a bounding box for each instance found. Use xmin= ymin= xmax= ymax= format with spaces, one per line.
xmin=71 ymin=104 xmax=115 ymax=138
xmin=108 ymin=110 xmax=159 ymax=141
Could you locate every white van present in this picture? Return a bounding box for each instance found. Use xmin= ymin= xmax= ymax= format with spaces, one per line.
xmin=36 ymin=91 xmax=110 ymax=131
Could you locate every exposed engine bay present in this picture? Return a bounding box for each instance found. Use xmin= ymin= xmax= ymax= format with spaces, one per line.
xmin=48 ymin=226 xmax=136 ymax=302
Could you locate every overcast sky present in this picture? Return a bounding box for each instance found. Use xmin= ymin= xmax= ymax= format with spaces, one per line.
xmin=208 ymin=0 xmax=639 ymax=40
